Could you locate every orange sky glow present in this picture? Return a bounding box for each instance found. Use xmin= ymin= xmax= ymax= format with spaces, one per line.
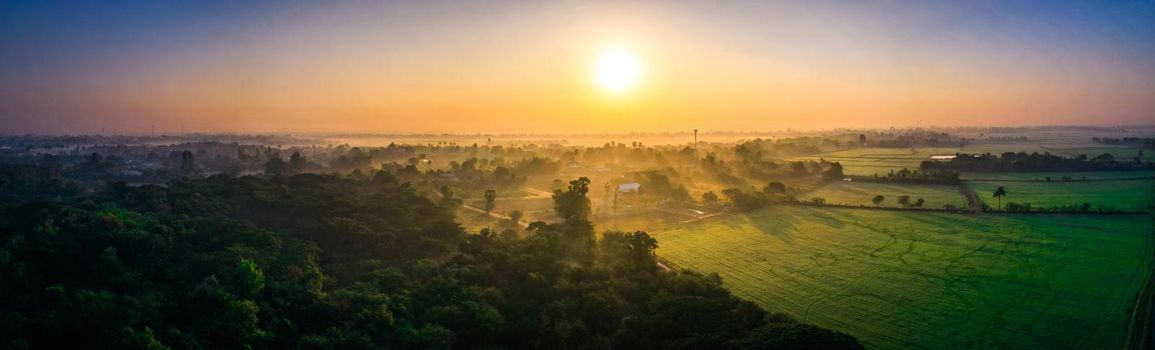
xmin=1 ymin=1 xmax=1153 ymax=134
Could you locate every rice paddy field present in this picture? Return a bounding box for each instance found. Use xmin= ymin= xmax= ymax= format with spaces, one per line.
xmin=792 ymin=147 xmax=960 ymax=176
xmin=801 ymin=182 xmax=965 ymax=209
xmin=653 ymin=206 xmax=1154 ymax=349
xmin=965 ymin=175 xmax=1155 ymax=211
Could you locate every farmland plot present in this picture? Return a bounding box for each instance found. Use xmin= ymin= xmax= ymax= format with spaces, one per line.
xmin=792 ymin=147 xmax=960 ymax=176
xmin=966 ymin=177 xmax=1155 ymax=211
xmin=653 ymin=206 xmax=1153 ymax=349
xmin=802 ymin=182 xmax=965 ymax=209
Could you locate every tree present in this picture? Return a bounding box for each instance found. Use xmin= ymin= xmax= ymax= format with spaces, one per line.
xmin=180 ymin=151 xmax=196 ymax=177
xmin=483 ymin=189 xmax=497 ymax=213
xmin=264 ymin=156 xmax=287 ymax=176
xmin=763 ymin=181 xmax=786 ymax=194
xmin=227 ymin=259 xmax=266 ymax=298
xmin=507 ymin=210 xmax=523 ymax=224
xmin=438 ymin=185 xmax=462 ymax=209
xmin=701 ymin=191 xmax=719 ymax=207
xmin=913 ymin=198 xmax=925 ymax=208
xmin=823 ymin=163 xmax=845 ymax=179
xmin=553 ymin=177 xmax=592 ymax=223
xmin=288 ymin=151 xmax=307 ymax=174
xmin=871 ymin=195 xmax=885 ymax=207
xmin=993 ymin=186 xmax=1007 ymax=210
xmin=897 ymin=195 xmax=911 ymax=208
xmin=859 ymin=134 xmax=867 ymax=146
xmin=624 ymin=231 xmax=659 ymax=272
xmin=811 ymin=197 xmax=826 ymax=205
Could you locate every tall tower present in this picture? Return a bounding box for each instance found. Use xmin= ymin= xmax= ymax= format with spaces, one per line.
xmin=693 ymin=129 xmax=698 ymax=149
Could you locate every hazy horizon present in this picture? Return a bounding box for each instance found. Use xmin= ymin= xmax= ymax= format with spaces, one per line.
xmin=3 ymin=0 xmax=1155 ymax=134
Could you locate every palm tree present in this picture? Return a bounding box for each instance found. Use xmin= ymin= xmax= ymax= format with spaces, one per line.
xmin=993 ymin=186 xmax=1007 ymax=210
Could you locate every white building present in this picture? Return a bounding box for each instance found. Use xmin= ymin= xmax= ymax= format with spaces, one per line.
xmin=617 ymin=183 xmax=641 ymax=193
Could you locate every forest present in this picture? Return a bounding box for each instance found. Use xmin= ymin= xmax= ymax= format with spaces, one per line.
xmin=0 ymin=169 xmax=861 ymax=349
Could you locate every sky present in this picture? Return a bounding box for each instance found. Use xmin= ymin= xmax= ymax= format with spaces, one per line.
xmin=1 ymin=0 xmax=1154 ymax=134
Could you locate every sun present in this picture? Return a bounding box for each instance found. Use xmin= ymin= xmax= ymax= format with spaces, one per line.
xmin=594 ymin=46 xmax=642 ymax=94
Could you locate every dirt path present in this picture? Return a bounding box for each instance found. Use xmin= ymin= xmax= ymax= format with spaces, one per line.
xmin=522 ymin=187 xmax=554 ymax=198
xmin=959 ymin=181 xmax=983 ymax=213
xmin=459 ymin=203 xmax=530 ymax=228
xmin=680 ymin=211 xmax=726 ymax=224
xmin=431 ymin=187 xmax=530 ymax=228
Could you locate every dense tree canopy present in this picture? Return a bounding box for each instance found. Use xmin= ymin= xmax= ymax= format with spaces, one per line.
xmin=0 ymin=171 xmax=861 ymax=349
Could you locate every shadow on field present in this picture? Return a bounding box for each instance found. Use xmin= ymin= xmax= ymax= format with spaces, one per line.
xmin=738 ymin=207 xmax=803 ymax=244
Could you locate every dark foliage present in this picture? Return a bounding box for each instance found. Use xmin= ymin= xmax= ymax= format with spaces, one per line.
xmin=0 ymin=172 xmax=861 ymax=349
xmin=923 ymin=152 xmax=1154 ymax=172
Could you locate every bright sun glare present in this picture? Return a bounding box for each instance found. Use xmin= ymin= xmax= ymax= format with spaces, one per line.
xmin=594 ymin=47 xmax=642 ymax=94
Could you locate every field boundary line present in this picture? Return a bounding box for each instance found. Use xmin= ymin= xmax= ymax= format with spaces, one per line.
xmin=959 ymin=181 xmax=983 ymax=213
xmin=1124 ymin=215 xmax=1155 ymax=350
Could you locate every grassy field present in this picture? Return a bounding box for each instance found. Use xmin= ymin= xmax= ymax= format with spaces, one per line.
xmin=465 ymin=196 xmax=557 ymax=222
xmin=595 ymin=211 xmax=697 ymax=233
xmin=455 ymin=210 xmax=504 ymax=233
xmin=802 ymin=182 xmax=965 ymax=209
xmin=652 ymin=206 xmax=1153 ymax=349
xmin=966 ymin=177 xmax=1155 ymax=211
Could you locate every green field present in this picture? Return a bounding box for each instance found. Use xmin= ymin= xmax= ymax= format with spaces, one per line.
xmin=793 ymin=147 xmax=960 ymax=176
xmin=961 ymin=142 xmax=1049 ymax=155
xmin=652 ymin=206 xmax=1153 ymax=349
xmin=966 ymin=177 xmax=1155 ymax=211
xmin=802 ymin=182 xmax=965 ymax=209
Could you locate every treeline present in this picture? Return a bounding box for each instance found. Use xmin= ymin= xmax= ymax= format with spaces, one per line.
xmin=997 ymin=202 xmax=1132 ymax=214
xmin=921 ymin=152 xmax=1153 ymax=172
xmin=0 ymin=163 xmax=83 ymax=201
xmin=714 ymin=181 xmax=803 ymax=212
xmin=0 ymin=172 xmax=861 ymax=349
xmin=863 ymin=131 xmax=968 ymax=148
xmin=1093 ymin=137 xmax=1155 ymax=149
xmin=853 ymin=168 xmax=960 ymax=184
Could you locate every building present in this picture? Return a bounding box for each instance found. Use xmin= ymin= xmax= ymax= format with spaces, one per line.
xmin=617 ymin=183 xmax=641 ymax=193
